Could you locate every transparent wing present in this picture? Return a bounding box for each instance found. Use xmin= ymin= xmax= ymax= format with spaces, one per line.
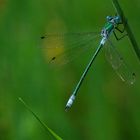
xmin=40 ymin=32 xmax=100 ymax=66
xmin=105 ymin=40 xmax=136 ymax=84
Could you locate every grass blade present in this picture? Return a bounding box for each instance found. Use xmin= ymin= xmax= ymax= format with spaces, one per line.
xmin=18 ymin=97 xmax=63 ymax=140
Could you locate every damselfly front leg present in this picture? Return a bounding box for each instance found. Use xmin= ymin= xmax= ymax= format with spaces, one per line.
xmin=113 ymin=19 xmax=128 ymax=40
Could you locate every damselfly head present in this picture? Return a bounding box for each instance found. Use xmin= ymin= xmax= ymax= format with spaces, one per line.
xmin=106 ymin=15 xmax=121 ymax=25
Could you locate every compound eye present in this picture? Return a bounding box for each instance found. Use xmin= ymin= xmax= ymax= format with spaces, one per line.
xmin=115 ymin=16 xmax=121 ymax=23
xmin=107 ymin=16 xmax=113 ymax=22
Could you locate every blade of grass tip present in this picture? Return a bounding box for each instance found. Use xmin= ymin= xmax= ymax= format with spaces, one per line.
xmin=18 ymin=97 xmax=63 ymax=140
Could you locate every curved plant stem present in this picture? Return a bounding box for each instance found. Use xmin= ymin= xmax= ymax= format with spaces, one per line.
xmin=112 ymin=0 xmax=140 ymax=61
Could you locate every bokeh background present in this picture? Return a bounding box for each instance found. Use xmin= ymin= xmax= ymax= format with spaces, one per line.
xmin=0 ymin=0 xmax=140 ymax=140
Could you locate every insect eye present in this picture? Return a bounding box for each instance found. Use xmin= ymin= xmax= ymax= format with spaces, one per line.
xmin=106 ymin=16 xmax=112 ymax=21
xmin=115 ymin=16 xmax=121 ymax=23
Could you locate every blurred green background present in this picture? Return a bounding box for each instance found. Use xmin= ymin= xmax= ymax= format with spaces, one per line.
xmin=0 ymin=0 xmax=140 ymax=140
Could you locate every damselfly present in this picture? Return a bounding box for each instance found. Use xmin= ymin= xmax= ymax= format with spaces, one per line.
xmin=41 ymin=0 xmax=138 ymax=111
